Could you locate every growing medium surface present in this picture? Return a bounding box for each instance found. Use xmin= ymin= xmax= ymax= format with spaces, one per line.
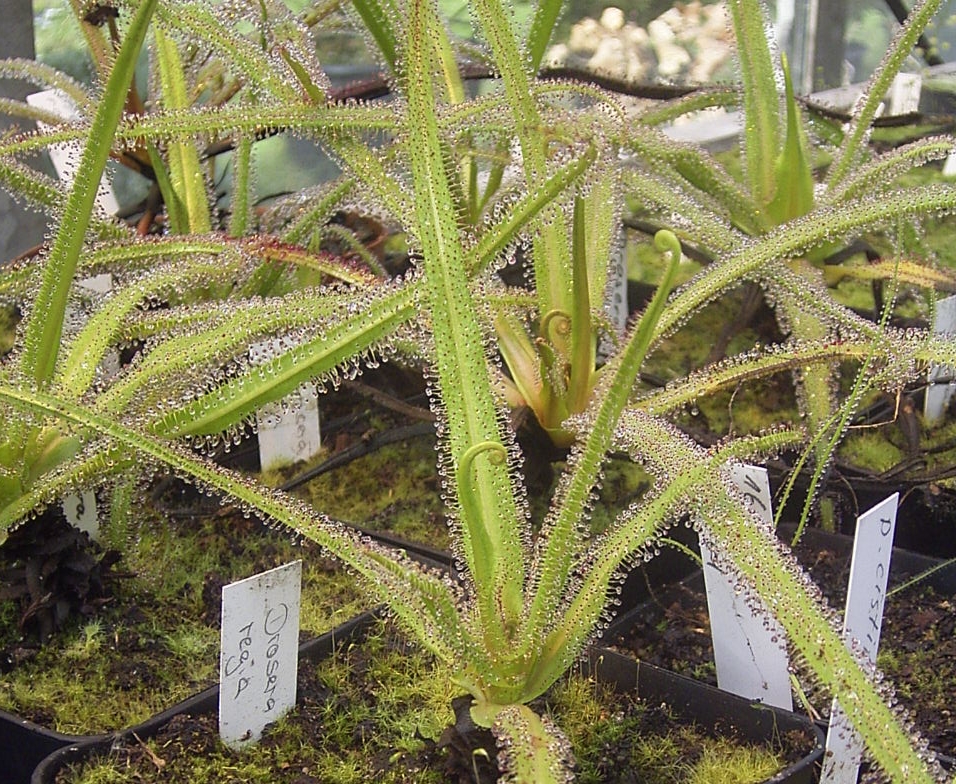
xmin=608 ymin=532 xmax=956 ymax=768
xmin=0 ymin=502 xmax=371 ymax=734
xmin=56 ymin=618 xmax=804 ymax=784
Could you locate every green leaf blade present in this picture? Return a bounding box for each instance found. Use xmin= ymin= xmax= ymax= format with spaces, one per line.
xmin=20 ymin=0 xmax=158 ymax=388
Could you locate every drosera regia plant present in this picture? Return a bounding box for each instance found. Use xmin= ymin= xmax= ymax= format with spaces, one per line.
xmin=0 ymin=0 xmax=393 ymax=533
xmin=350 ymin=0 xmax=626 ymax=448
xmin=0 ymin=0 xmax=954 ymax=781
xmin=626 ymin=0 xmax=956 ymax=528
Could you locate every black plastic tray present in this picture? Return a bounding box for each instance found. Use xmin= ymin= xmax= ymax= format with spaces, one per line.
xmin=33 ymin=610 xmax=824 ymax=783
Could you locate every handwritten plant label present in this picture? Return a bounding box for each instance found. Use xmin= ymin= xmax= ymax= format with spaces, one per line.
xmin=62 ymin=490 xmax=99 ymax=539
xmin=219 ymin=561 xmax=302 ymax=749
xmin=700 ymin=465 xmax=792 ymax=710
xmin=821 ymin=493 xmax=899 ymax=784
xmin=924 ymin=294 xmax=956 ymax=424
xmin=249 ymin=340 xmax=321 ymax=471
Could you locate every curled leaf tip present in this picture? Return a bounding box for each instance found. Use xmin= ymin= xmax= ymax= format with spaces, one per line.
xmin=458 ymin=441 xmax=508 ymax=480
xmin=653 ymin=229 xmax=681 ymax=259
xmin=541 ymin=309 xmax=572 ymax=339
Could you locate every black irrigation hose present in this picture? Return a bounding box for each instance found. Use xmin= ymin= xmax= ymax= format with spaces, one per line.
xmin=278 ymin=421 xmax=435 ymax=493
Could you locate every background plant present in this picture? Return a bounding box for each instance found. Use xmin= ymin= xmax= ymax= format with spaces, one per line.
xmin=0 ymin=0 xmax=954 ymax=781
xmin=626 ymin=0 xmax=956 ymax=528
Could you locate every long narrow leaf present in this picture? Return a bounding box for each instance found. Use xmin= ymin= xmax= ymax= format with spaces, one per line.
xmin=0 ymin=384 xmax=465 ymax=665
xmin=404 ymin=0 xmax=526 ymax=640
xmin=145 ymin=281 xmax=417 ymax=437
xmin=826 ymin=0 xmax=944 ymax=191
xmin=20 ymin=0 xmax=157 ymax=387
xmin=525 ymin=231 xmax=682 ymax=653
xmin=153 ymin=23 xmax=212 ymax=234
xmin=526 ymin=0 xmax=564 ymax=72
xmin=655 ymin=185 xmax=956 ymax=340
xmin=727 ymin=0 xmax=780 ymax=213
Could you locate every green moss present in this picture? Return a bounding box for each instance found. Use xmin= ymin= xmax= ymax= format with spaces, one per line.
xmin=839 ymin=430 xmax=906 ymax=475
xmin=686 ymin=743 xmax=785 ymax=784
xmin=263 ymin=429 xmax=450 ymax=549
xmin=118 ymin=509 xmax=369 ymax=633
xmin=545 ymin=661 xmax=785 ymax=784
xmin=62 ymin=620 xmax=788 ymax=784
xmin=312 ymin=620 xmax=456 ymax=752
xmin=0 ymin=511 xmax=371 ymax=733
xmin=0 ymin=613 xmax=220 ymax=733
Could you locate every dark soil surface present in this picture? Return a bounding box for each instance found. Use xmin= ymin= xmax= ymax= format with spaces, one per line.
xmin=54 ymin=621 xmax=816 ymax=784
xmin=607 ymin=530 xmax=956 ymax=769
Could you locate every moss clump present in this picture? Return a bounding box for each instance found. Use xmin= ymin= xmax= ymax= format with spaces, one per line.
xmin=0 ymin=509 xmax=371 ymax=733
xmin=686 ymin=744 xmax=788 ymax=784
xmin=61 ymin=620 xmax=789 ymax=783
xmin=548 ymin=669 xmax=784 ymax=784
xmin=836 ymin=401 xmax=956 ymax=486
xmin=263 ymin=426 xmax=449 ymax=549
xmin=839 ymin=429 xmax=906 ymax=475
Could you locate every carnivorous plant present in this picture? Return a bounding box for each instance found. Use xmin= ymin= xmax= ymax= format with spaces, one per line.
xmin=627 ymin=0 xmax=956 ymax=527
xmin=0 ymin=1 xmax=954 ymax=781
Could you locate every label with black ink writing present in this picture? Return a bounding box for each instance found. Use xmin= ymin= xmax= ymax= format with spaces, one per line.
xmin=821 ymin=493 xmax=898 ymax=784
xmin=701 ymin=465 xmax=792 ymax=710
xmin=249 ymin=340 xmax=321 ymax=471
xmin=219 ymin=561 xmax=302 ymax=749
xmin=62 ymin=490 xmax=98 ymax=540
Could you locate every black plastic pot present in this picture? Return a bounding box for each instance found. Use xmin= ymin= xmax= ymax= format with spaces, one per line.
xmin=777 ymin=524 xmax=956 ymax=594
xmin=33 ymin=609 xmax=823 ymax=784
xmin=606 ymin=524 xmax=956 ymax=774
xmin=30 ymin=611 xmax=379 ymax=784
xmin=0 ymin=710 xmax=90 ymax=784
xmin=0 ymin=514 xmax=453 ymax=784
xmin=767 ymin=466 xmax=956 ymax=559
xmin=586 ymin=648 xmax=824 ymax=783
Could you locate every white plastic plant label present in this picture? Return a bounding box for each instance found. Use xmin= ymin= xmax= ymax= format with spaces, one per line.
xmin=887 ymin=73 xmax=921 ymax=116
xmin=700 ymin=465 xmax=792 ymax=710
xmin=820 ymin=493 xmax=899 ymax=784
xmin=62 ymin=490 xmax=98 ymax=540
xmin=604 ymin=231 xmax=628 ymax=334
xmin=249 ymin=340 xmax=321 ymax=471
xmin=26 ymin=89 xmax=119 ymax=215
xmin=924 ymin=294 xmax=956 ymax=424
xmin=219 ymin=560 xmax=302 ymax=749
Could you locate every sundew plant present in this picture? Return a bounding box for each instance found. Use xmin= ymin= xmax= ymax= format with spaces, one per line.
xmin=0 ymin=0 xmax=954 ymax=781
xmin=627 ymin=0 xmax=956 ymax=528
